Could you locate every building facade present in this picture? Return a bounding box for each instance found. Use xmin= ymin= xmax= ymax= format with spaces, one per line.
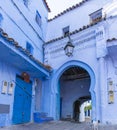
xmin=44 ymin=0 xmax=117 ymax=124
xmin=0 ymin=0 xmax=117 ymax=127
xmin=0 ymin=0 xmax=50 ymax=126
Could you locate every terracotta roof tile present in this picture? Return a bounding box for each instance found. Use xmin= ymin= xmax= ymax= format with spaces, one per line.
xmin=107 ymin=38 xmax=117 ymax=42
xmin=43 ymin=0 xmax=51 ymax=12
xmin=46 ymin=17 xmax=106 ymax=44
xmin=48 ymin=0 xmax=90 ymax=21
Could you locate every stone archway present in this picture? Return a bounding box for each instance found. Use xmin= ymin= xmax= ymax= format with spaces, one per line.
xmin=50 ymin=60 xmax=96 ymax=122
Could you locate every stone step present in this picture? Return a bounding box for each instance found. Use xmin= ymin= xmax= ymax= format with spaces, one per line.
xmin=33 ymin=112 xmax=53 ymax=123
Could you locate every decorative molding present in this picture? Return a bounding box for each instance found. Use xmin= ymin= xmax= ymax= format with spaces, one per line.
xmin=45 ymin=34 xmax=96 ymax=59
xmin=95 ymin=26 xmax=107 ymax=58
xmin=46 ymin=21 xmax=100 ymax=44
xmin=74 ymin=35 xmax=95 ymax=46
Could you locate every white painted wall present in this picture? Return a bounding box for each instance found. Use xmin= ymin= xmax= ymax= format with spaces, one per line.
xmin=46 ymin=0 xmax=112 ymax=41
xmin=44 ymin=14 xmax=117 ymax=123
xmin=44 ymin=24 xmax=101 ymax=121
xmin=108 ymin=16 xmax=117 ymax=39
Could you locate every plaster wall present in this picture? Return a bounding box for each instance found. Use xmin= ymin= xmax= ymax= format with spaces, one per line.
xmin=45 ymin=25 xmax=98 ymax=70
xmin=101 ymin=56 xmax=117 ymax=124
xmin=46 ymin=0 xmax=112 ymax=41
xmin=41 ymin=78 xmax=51 ymax=116
xmin=0 ymin=0 xmax=48 ymax=61
xmin=0 ymin=60 xmax=37 ymax=126
xmin=44 ymin=17 xmax=117 ymax=123
xmin=108 ymin=16 xmax=117 ymax=39
xmin=0 ymin=61 xmax=17 ymax=126
xmin=34 ymin=79 xmax=42 ymax=112
xmin=60 ymin=78 xmax=90 ymax=118
xmin=44 ymin=24 xmax=100 ymax=120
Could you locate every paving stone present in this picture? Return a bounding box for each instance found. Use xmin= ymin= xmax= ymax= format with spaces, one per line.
xmin=0 ymin=121 xmax=117 ymax=130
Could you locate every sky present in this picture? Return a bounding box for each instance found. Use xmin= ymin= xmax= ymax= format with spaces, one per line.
xmin=46 ymin=0 xmax=83 ymax=19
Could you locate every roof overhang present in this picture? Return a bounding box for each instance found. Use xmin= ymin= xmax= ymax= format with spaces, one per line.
xmin=0 ymin=37 xmax=50 ymax=78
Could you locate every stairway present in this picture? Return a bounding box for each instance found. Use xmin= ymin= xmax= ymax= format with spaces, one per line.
xmin=33 ymin=112 xmax=53 ymax=123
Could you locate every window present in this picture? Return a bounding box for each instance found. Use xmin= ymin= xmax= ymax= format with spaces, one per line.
xmin=63 ymin=26 xmax=70 ymax=36
xmin=89 ymin=8 xmax=102 ymax=24
xmin=35 ymin=10 xmax=42 ymax=27
xmin=26 ymin=42 xmax=34 ymax=55
xmin=23 ymin=0 xmax=28 ymax=7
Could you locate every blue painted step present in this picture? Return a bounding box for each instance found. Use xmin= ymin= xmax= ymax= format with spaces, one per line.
xmin=33 ymin=112 xmax=53 ymax=123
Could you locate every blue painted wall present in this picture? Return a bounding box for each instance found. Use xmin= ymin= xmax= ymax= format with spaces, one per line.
xmin=0 ymin=0 xmax=48 ymax=61
xmin=0 ymin=0 xmax=49 ymax=126
xmin=0 ymin=61 xmax=19 ymax=126
xmin=60 ymin=78 xmax=90 ymax=119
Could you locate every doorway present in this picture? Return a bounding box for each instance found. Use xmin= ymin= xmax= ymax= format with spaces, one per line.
xmin=73 ymin=100 xmax=81 ymax=121
xmin=73 ymin=96 xmax=91 ymax=122
xmin=12 ymin=76 xmax=32 ymax=124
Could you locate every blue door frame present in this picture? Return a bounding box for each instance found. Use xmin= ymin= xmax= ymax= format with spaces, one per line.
xmin=12 ymin=76 xmax=32 ymax=124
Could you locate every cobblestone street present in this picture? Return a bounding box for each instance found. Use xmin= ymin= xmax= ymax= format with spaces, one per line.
xmin=0 ymin=121 xmax=117 ymax=130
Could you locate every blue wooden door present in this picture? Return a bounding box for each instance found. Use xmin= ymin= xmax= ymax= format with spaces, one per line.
xmin=12 ymin=76 xmax=32 ymax=124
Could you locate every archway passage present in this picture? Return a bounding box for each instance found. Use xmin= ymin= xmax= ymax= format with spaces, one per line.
xmin=73 ymin=96 xmax=91 ymax=122
xmin=59 ymin=66 xmax=91 ymax=122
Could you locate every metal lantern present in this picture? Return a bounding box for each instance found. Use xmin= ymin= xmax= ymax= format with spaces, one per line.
xmin=64 ymin=35 xmax=74 ymax=57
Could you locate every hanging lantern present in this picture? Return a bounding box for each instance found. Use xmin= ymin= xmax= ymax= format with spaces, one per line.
xmin=64 ymin=35 xmax=74 ymax=57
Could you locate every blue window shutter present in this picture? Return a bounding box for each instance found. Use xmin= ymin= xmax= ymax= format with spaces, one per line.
xmin=26 ymin=42 xmax=33 ymax=55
